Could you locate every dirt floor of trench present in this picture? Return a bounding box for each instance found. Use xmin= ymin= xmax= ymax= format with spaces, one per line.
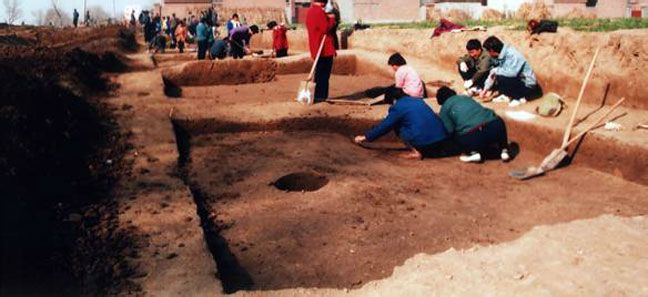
xmin=169 ymin=72 xmax=648 ymax=292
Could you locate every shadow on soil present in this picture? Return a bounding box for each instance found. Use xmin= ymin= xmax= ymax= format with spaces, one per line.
xmin=172 ymin=121 xmax=254 ymax=293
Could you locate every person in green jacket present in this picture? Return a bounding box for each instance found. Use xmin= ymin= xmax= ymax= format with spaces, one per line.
xmin=436 ymin=86 xmax=510 ymax=163
xmin=456 ymin=39 xmax=493 ymax=95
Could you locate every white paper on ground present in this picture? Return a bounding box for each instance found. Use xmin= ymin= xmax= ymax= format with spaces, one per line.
xmin=505 ymin=110 xmax=537 ymax=122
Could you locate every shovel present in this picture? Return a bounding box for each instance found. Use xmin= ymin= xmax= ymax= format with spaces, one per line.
xmin=296 ymin=35 xmax=326 ymax=105
xmin=509 ymin=97 xmax=625 ymax=180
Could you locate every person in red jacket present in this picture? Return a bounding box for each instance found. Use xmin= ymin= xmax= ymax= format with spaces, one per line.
xmin=267 ymin=21 xmax=289 ymax=58
xmin=306 ymin=0 xmax=337 ymax=102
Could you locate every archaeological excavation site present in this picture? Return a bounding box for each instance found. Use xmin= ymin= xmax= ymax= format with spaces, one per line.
xmin=2 ymin=13 xmax=647 ymax=297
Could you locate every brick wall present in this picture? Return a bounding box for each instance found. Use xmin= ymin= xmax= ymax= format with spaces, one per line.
xmin=348 ymin=0 xmax=422 ymax=23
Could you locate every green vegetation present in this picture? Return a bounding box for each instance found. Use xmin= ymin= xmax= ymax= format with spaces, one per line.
xmin=340 ymin=18 xmax=648 ymax=32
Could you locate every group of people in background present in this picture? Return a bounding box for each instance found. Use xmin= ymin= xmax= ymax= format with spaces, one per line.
xmin=136 ymin=8 xmax=290 ymax=62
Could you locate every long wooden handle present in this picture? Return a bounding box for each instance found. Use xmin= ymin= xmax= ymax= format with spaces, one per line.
xmin=562 ymin=46 xmax=601 ymax=147
xmin=562 ymin=97 xmax=625 ymax=149
xmin=307 ymin=35 xmax=327 ymax=81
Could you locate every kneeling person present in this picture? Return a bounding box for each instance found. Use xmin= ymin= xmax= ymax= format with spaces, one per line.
xmin=457 ymin=39 xmax=492 ymax=94
xmin=436 ymin=86 xmax=510 ymax=163
xmin=354 ymin=88 xmax=453 ymax=160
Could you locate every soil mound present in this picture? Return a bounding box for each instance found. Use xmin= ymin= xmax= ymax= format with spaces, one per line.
xmin=0 ymin=25 xmax=141 ymax=295
xmin=162 ymin=59 xmax=278 ymax=86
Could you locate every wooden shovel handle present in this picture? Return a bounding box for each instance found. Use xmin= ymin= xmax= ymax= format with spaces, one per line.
xmin=562 ymin=97 xmax=625 ymax=149
xmin=562 ymin=46 xmax=601 ymax=147
xmin=307 ymin=35 xmax=327 ymax=81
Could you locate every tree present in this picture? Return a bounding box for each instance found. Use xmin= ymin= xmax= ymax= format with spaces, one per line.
xmin=88 ymin=5 xmax=111 ymax=24
xmin=3 ymin=0 xmax=22 ymax=24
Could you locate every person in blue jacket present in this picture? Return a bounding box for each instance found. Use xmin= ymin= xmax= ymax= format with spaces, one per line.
xmin=354 ymin=88 xmax=455 ymax=160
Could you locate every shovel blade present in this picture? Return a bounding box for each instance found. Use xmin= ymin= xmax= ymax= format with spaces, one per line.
xmin=509 ymin=166 xmax=544 ymax=180
xmin=296 ymin=81 xmax=315 ymax=104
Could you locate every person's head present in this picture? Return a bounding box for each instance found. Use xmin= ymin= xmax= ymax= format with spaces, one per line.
xmin=387 ymin=52 xmax=407 ymax=71
xmin=483 ymin=36 xmax=504 ymax=58
xmin=232 ymin=13 xmax=239 ymax=21
xmin=267 ymin=20 xmax=278 ymax=30
xmin=466 ymin=39 xmax=482 ymax=58
xmin=249 ymin=25 xmax=259 ymax=34
xmin=200 ymin=17 xmax=207 ymax=23
xmin=435 ymin=86 xmax=457 ymax=106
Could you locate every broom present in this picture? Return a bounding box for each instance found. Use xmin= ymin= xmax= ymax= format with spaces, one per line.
xmin=296 ymin=35 xmax=327 ymax=105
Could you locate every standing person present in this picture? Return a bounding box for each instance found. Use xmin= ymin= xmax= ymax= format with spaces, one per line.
xmin=353 ymin=88 xmax=453 ymax=160
xmin=267 ymin=21 xmax=289 ymax=58
xmin=195 ymin=17 xmax=209 ymax=60
xmin=85 ymin=10 xmax=91 ymax=26
xmin=229 ymin=25 xmax=259 ymax=59
xmin=73 ymin=9 xmax=79 ymax=28
xmin=306 ymin=0 xmax=337 ymax=102
xmin=170 ymin=13 xmax=178 ymax=48
xmin=227 ymin=13 xmax=241 ymax=36
xmin=175 ymin=21 xmax=187 ymax=53
xmin=436 ymin=86 xmax=510 ymax=163
xmin=326 ymin=0 xmax=341 ymax=50
xmin=481 ymin=36 xmax=540 ymax=107
xmin=388 ymin=53 xmax=424 ymax=98
xmin=130 ymin=10 xmax=136 ymax=27
xmin=457 ymin=39 xmax=493 ymax=95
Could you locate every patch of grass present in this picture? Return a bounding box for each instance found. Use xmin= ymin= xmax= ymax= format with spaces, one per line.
xmin=339 ymin=18 xmax=648 ymax=32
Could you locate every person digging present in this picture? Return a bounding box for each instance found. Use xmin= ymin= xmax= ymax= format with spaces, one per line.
xmin=457 ymin=39 xmax=494 ymax=97
xmin=354 ymin=88 xmax=455 ymax=160
xmin=436 ymin=86 xmax=510 ymax=163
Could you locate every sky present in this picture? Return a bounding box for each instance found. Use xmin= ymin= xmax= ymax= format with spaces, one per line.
xmin=2 ymin=0 xmax=159 ymax=24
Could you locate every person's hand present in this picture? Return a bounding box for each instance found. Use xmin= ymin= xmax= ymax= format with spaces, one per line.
xmin=244 ymin=47 xmax=251 ymax=55
xmin=463 ymin=79 xmax=473 ymax=89
xmin=459 ymin=62 xmax=468 ymax=72
xmin=354 ymin=135 xmax=366 ymax=144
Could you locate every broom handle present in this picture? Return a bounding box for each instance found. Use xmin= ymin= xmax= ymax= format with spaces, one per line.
xmin=562 ymin=46 xmax=601 ymax=147
xmin=307 ymin=35 xmax=327 ymax=81
xmin=562 ymin=97 xmax=625 ymax=149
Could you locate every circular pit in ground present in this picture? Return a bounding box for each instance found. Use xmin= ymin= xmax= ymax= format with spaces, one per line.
xmin=273 ymin=172 xmax=329 ymax=192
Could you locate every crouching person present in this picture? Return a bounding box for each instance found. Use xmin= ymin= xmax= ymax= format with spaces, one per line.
xmin=354 ymin=88 xmax=454 ymax=160
xmin=457 ymin=39 xmax=492 ymax=95
xmin=482 ymin=36 xmax=540 ymax=107
xmin=436 ymin=86 xmax=510 ymax=163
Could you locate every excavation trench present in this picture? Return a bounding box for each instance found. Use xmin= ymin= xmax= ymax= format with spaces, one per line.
xmin=172 ymin=115 xmax=647 ymax=292
xmin=165 ymin=56 xmax=646 ymax=292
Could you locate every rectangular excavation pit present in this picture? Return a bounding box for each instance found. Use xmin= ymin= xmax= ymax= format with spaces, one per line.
xmin=173 ymin=118 xmax=648 ymax=292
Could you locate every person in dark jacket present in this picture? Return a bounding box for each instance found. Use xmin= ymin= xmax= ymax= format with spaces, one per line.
xmin=229 ymin=24 xmax=259 ymax=59
xmin=436 ymin=86 xmax=510 ymax=163
xmin=354 ymin=88 xmax=454 ymax=160
xmin=457 ymin=39 xmax=493 ymax=94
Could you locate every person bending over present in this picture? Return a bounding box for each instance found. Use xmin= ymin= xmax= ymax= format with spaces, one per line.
xmin=457 ymin=39 xmax=493 ymax=95
xmin=436 ymin=86 xmax=510 ymax=163
xmin=229 ymin=25 xmax=260 ymax=59
xmin=354 ymin=88 xmax=453 ymax=160
xmin=482 ymin=36 xmax=540 ymax=107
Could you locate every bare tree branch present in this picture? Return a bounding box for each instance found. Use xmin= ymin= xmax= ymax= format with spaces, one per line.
xmin=3 ymin=0 xmax=22 ymax=24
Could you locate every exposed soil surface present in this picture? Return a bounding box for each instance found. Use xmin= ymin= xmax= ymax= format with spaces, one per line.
xmin=183 ymin=129 xmax=647 ymax=291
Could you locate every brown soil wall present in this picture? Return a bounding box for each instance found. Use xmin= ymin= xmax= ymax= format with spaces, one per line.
xmin=161 ymin=59 xmax=277 ymax=86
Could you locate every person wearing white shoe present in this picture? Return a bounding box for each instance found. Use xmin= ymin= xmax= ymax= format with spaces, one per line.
xmin=456 ymin=39 xmax=493 ymax=93
xmin=482 ymin=36 xmax=541 ymax=106
xmin=437 ymin=87 xmax=511 ymax=163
